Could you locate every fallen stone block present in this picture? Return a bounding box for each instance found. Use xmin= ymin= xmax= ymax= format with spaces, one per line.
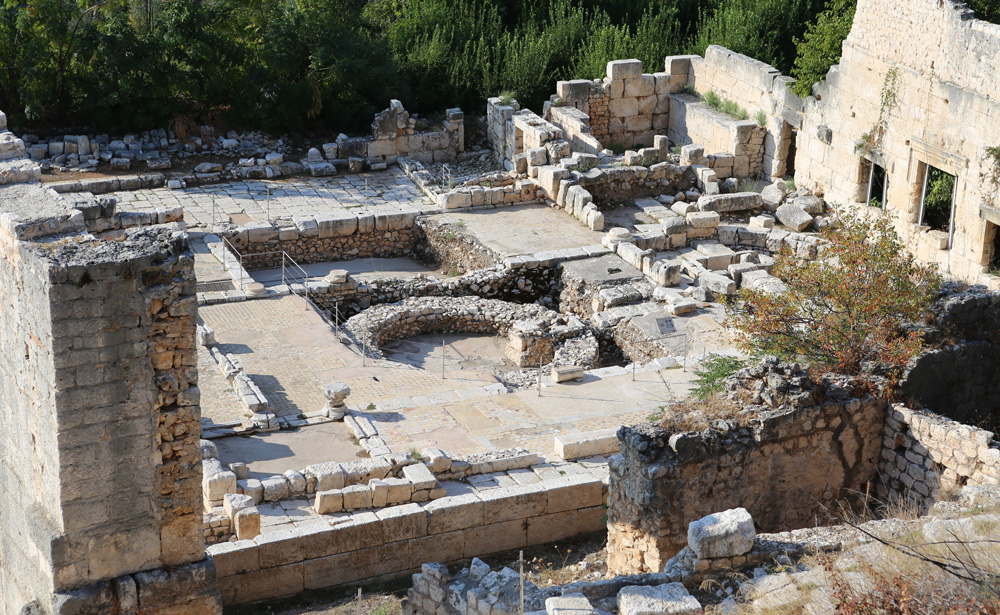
xmin=546 ymin=593 xmax=599 ymax=615
xmin=618 ymin=583 xmax=701 ymax=615
xmin=687 ymin=507 xmax=756 ymax=559
xmin=698 ymin=271 xmax=736 ymax=296
xmin=553 ymin=429 xmax=619 ymax=460
xmin=697 ymin=192 xmax=763 ymax=213
xmin=776 ymin=203 xmax=813 ymax=232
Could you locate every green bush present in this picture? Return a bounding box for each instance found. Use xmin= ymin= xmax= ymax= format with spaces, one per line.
xmin=690 ymin=355 xmax=747 ymax=400
xmin=790 ymin=0 xmax=856 ymax=98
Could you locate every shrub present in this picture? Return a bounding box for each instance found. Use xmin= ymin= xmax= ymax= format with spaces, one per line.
xmin=690 ymin=355 xmax=748 ymax=399
xmin=703 ymin=90 xmax=722 ymax=108
xmin=791 ymin=0 xmax=857 ymax=98
xmin=727 ymin=211 xmax=942 ymax=389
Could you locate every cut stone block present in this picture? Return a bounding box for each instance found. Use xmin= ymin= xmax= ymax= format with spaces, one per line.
xmin=687 ymin=507 xmax=756 ymax=559
xmin=776 ymin=203 xmax=813 ymax=232
xmin=618 ymin=584 xmax=702 ymax=615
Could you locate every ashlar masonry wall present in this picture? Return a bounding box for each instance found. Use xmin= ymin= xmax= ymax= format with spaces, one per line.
xmin=795 ymin=0 xmax=1000 ymax=288
xmin=0 ymin=185 xmax=220 ymax=615
xmin=606 ymin=397 xmax=885 ymax=575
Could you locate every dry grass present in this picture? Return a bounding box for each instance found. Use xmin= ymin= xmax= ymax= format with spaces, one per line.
xmin=651 ymin=393 xmax=748 ymax=434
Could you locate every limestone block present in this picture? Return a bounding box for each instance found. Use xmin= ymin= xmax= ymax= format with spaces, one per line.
xmin=775 ymin=203 xmax=813 ymax=232
xmin=749 ymin=215 xmax=774 ymax=229
xmin=424 ymin=493 xmax=484 ymax=534
xmin=315 ymin=489 xmax=344 ymax=514
xmin=527 ymin=147 xmax=548 ymax=167
xmin=205 ymin=467 xmax=237 ymax=502
xmin=693 ymin=241 xmax=736 ymax=270
xmin=607 ymin=59 xmax=643 ymax=80
xmin=322 ymin=143 xmax=339 ymax=159
xmin=698 ymin=271 xmax=736 ymax=296
xmin=617 ymin=583 xmax=701 ymax=615
xmin=316 ymin=213 xmax=358 ymax=238
xmin=238 ymin=479 xmax=263 ymax=504
xmin=687 ymin=507 xmax=756 ymax=559
xmin=741 ymin=270 xmax=787 ymax=294
xmin=686 ymin=211 xmax=720 ymax=228
xmin=261 ymin=476 xmax=290 ymax=502
xmin=671 ymin=201 xmax=696 ymax=216
xmin=284 ymin=470 xmax=307 ymax=496
xmin=697 ymin=192 xmax=763 ymax=213
xmin=624 ymin=75 xmax=655 ymax=97
xmin=546 ymin=475 xmax=603 ymax=513
xmin=536 ymin=166 xmax=569 ymax=200
xmin=208 ymin=540 xmax=260 ymax=578
xmin=402 ymin=463 xmax=437 ymax=490
xmin=790 ymin=195 xmax=824 ymax=215
xmin=760 ymin=183 xmax=785 ymax=211
xmin=546 ymin=593 xmax=599 ymax=615
xmin=609 ymin=97 xmax=639 ymax=118
xmin=680 ymin=144 xmax=704 ymax=166
xmin=306 ymin=462 xmax=346 ymax=491
xmin=554 ymin=429 xmax=619 ymax=460
xmin=342 ymin=484 xmax=373 ymax=510
xmin=200 ymin=439 xmax=219 ymax=460
xmin=224 ymin=493 xmax=254 ymax=519
xmin=421 ymin=447 xmax=452 ymax=473
xmin=235 ymin=508 xmax=261 ymax=540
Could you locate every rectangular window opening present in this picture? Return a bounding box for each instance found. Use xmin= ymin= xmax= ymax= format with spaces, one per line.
xmin=918 ymin=164 xmax=957 ymax=245
xmin=866 ymin=161 xmax=888 ymax=209
xmin=989 ymin=222 xmax=1000 ymax=276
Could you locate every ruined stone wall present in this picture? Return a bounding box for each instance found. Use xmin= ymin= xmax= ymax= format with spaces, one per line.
xmin=0 ymin=187 xmax=220 ymax=614
xmin=795 ymin=0 xmax=1000 ymax=288
xmin=606 ymin=398 xmax=886 ymax=575
xmin=219 ymin=212 xmax=419 ymax=270
xmin=552 ymin=60 xmax=676 ymax=150
xmin=688 ymin=47 xmax=799 ymax=179
xmin=877 ymin=405 xmax=1000 ymax=513
xmin=0 ymin=226 xmax=64 ymax=613
xmin=208 ymin=474 xmax=606 ymax=605
xmin=666 ymin=94 xmax=767 ymax=178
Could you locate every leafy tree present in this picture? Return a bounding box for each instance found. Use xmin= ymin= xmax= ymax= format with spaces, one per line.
xmin=790 ymin=0 xmax=856 ymax=98
xmin=968 ymin=0 xmax=1000 ymax=23
xmin=727 ymin=212 xmax=942 ymax=388
xmin=688 ymin=0 xmax=826 ymax=74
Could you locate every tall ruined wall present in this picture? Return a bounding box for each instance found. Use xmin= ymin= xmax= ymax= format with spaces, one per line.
xmin=0 ymin=184 xmax=220 ymax=614
xmin=0 ymin=226 xmax=65 ymax=612
xmin=688 ymin=46 xmax=800 ymax=178
xmin=795 ymin=0 xmax=1000 ymax=287
xmin=606 ymin=397 xmax=885 ymax=575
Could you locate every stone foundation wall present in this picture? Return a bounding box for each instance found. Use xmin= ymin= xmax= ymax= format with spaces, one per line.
xmin=878 ymin=405 xmax=1000 ymax=513
xmin=343 ymin=296 xmax=594 ymax=368
xmin=606 ymin=397 xmax=886 ymax=575
xmin=208 ymin=473 xmax=607 ymax=605
xmin=218 ymin=211 xmax=419 ymax=269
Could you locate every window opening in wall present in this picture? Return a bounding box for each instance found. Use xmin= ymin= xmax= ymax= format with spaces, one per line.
xmin=988 ymin=222 xmax=1000 ymax=275
xmin=866 ymin=161 xmax=888 ymax=209
xmin=786 ymin=129 xmax=797 ymax=177
xmin=918 ymin=164 xmax=957 ymax=247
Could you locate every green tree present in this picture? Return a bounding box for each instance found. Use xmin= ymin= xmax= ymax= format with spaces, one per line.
xmin=790 ymin=0 xmax=856 ymax=98
xmin=727 ymin=212 xmax=941 ymax=388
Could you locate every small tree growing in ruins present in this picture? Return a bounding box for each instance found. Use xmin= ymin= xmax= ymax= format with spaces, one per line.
xmin=727 ymin=211 xmax=942 ymax=388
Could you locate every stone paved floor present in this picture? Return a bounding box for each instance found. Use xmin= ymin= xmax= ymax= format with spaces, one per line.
xmin=113 ymin=169 xmax=434 ymax=228
xmin=432 ymin=204 xmax=607 ymax=257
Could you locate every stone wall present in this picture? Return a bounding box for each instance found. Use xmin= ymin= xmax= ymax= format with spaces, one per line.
xmin=606 ymin=394 xmax=885 ymax=574
xmin=0 ymin=184 xmax=220 ymax=614
xmin=343 ymin=296 xmax=596 ymax=369
xmin=687 ymin=47 xmax=800 ymax=178
xmin=218 ymin=211 xmax=419 ymax=269
xmin=551 ymin=59 xmax=677 ymax=150
xmin=794 ymin=0 xmax=1000 ymax=288
xmin=877 ymin=405 xmax=1000 ymax=513
xmin=667 ymin=94 xmax=767 ymax=178
xmin=207 ymin=473 xmax=607 ymax=605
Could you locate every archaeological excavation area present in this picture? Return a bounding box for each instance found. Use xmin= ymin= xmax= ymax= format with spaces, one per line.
xmin=1 ymin=1 xmax=1000 ymax=614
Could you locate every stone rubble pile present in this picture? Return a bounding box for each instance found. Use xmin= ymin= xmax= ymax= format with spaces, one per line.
xmin=0 ymin=110 xmax=42 ymax=184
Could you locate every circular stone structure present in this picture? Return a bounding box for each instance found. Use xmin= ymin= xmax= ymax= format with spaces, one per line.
xmin=345 ymin=295 xmax=598 ymax=368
